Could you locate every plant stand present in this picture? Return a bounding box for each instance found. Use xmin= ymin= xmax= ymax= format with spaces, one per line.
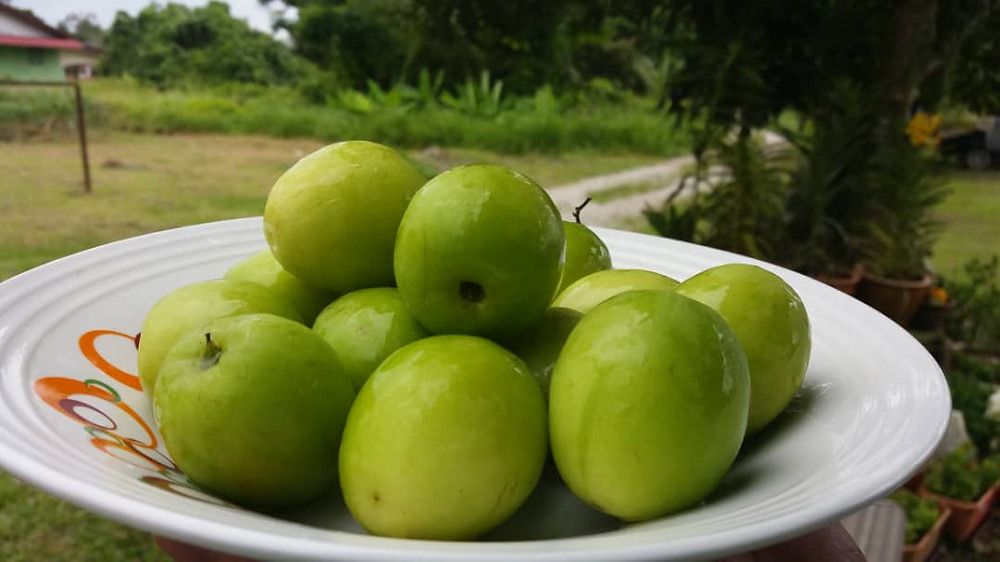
xmin=919 ymin=479 xmax=1000 ymax=542
xmin=857 ymin=272 xmax=934 ymax=327
xmin=903 ymin=505 xmax=950 ymax=562
xmin=909 ymin=300 xmax=955 ymax=332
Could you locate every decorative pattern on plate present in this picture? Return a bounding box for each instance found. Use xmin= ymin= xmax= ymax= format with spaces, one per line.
xmin=32 ymin=328 xmax=229 ymax=506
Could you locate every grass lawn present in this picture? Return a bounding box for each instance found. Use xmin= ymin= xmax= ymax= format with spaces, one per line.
xmin=933 ymin=170 xmax=1000 ymax=278
xmin=0 ymin=132 xmax=667 ymax=560
xmin=0 ymin=133 xmax=666 ymax=281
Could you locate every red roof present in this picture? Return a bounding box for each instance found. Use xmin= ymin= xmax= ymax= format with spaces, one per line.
xmin=0 ymin=35 xmax=85 ymax=50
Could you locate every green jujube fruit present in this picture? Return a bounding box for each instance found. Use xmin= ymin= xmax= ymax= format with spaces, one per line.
xmin=549 ymin=290 xmax=750 ymax=521
xmin=154 ymin=314 xmax=355 ymax=508
xmin=312 ymin=287 xmax=430 ymax=391
xmin=558 ymin=221 xmax=612 ymax=294
xmin=137 ymin=279 xmax=303 ymax=399
xmin=552 ymin=268 xmax=679 ymax=314
xmin=224 ymin=249 xmax=336 ymax=325
xmin=263 ymin=141 xmax=425 ymax=294
xmin=394 ymin=164 xmax=564 ymax=339
xmin=339 ymin=335 xmax=548 ymax=540
xmin=676 ymin=264 xmax=811 ymax=434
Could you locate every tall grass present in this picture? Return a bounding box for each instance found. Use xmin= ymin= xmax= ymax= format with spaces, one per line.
xmin=0 ymin=87 xmax=83 ymax=140
xmin=1 ymin=79 xmax=688 ymax=155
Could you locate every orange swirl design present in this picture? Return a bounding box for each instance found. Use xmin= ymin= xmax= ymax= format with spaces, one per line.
xmin=32 ymin=329 xmax=229 ymax=507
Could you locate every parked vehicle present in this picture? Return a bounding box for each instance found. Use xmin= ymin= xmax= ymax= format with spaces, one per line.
xmin=941 ymin=117 xmax=1000 ymax=170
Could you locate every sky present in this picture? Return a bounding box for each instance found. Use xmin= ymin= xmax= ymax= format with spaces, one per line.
xmin=10 ymin=0 xmax=279 ymax=34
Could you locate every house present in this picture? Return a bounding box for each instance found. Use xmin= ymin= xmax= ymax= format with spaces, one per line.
xmin=0 ymin=4 xmax=101 ymax=81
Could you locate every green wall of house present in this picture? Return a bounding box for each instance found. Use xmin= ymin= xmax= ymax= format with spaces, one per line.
xmin=0 ymin=46 xmax=64 ymax=81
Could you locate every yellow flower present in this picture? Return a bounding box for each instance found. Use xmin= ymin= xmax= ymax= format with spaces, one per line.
xmin=906 ymin=112 xmax=942 ymax=147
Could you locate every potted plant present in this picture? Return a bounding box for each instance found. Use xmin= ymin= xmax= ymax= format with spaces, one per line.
xmin=889 ymin=489 xmax=951 ymax=562
xmin=856 ymin=133 xmax=949 ymax=326
xmin=778 ymin=82 xmax=874 ymax=294
xmin=919 ymin=443 xmax=1000 ymax=542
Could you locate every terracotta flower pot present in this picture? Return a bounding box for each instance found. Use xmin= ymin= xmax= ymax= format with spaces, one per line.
xmin=903 ymin=505 xmax=951 ymax=562
xmin=919 ymin=479 xmax=1000 ymax=542
xmin=857 ymin=272 xmax=934 ymax=327
xmin=813 ymin=264 xmax=864 ymax=296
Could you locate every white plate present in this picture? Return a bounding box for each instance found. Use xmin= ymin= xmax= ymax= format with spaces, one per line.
xmin=0 ymin=217 xmax=950 ymax=561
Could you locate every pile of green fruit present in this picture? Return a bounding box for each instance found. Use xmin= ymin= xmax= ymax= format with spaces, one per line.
xmin=137 ymin=141 xmax=811 ymax=540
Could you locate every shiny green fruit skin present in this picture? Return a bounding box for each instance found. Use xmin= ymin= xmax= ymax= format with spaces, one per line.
xmin=394 ymin=164 xmax=564 ymax=339
xmin=550 ymin=290 xmax=750 ymax=521
xmin=138 ymin=279 xmax=302 ymax=399
xmin=676 ymin=263 xmax=811 ymax=434
xmin=154 ymin=314 xmax=355 ymax=508
xmin=558 ymin=222 xmax=612 ymax=294
xmin=339 ymin=335 xmax=548 ymax=540
xmin=312 ymin=287 xmax=430 ymax=391
xmin=224 ymin=250 xmax=336 ymax=325
xmin=552 ymin=268 xmax=679 ymax=314
xmin=263 ymin=141 xmax=425 ymax=294
xmin=502 ymin=307 xmax=583 ymax=400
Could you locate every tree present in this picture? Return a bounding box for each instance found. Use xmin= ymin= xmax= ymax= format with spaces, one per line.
xmin=663 ymin=0 xmax=1000 ymax=131
xmin=101 ymin=1 xmax=308 ymax=87
xmin=947 ymin=4 xmax=1000 ymax=114
xmin=58 ymin=13 xmax=104 ymax=48
xmin=260 ymin=1 xmax=694 ymax=93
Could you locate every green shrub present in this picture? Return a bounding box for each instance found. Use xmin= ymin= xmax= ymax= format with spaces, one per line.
xmin=889 ymin=489 xmax=941 ymax=544
xmin=924 ymin=443 xmax=1000 ymax=502
xmin=953 ymin=353 xmax=1000 ymax=385
xmin=947 ymin=357 xmax=1000 ymax=457
xmin=945 ymin=255 xmax=1000 ymax=352
xmin=2 ymin=79 xmax=688 ymax=156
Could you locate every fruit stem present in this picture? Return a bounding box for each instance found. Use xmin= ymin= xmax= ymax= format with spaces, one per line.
xmin=572 ymin=197 xmax=592 ymax=224
xmin=200 ymin=333 xmax=222 ymax=371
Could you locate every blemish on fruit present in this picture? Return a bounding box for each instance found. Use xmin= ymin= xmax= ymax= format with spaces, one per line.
xmin=459 ymin=281 xmax=486 ymax=304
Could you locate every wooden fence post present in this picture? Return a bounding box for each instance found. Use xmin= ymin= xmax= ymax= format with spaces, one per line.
xmin=72 ymin=81 xmax=92 ymax=193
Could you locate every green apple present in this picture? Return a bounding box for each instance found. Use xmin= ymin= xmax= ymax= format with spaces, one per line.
xmin=394 ymin=164 xmax=564 ymax=339
xmin=263 ymin=141 xmax=425 ymax=294
xmin=339 ymin=335 xmax=547 ymax=540
xmin=502 ymin=307 xmax=582 ymax=399
xmin=551 ymin=268 xmax=679 ymax=314
xmin=558 ymin=221 xmax=612 ymax=294
xmin=137 ymin=279 xmax=302 ymax=398
xmin=312 ymin=287 xmax=430 ymax=391
xmin=224 ymin=249 xmax=336 ymax=325
xmin=676 ymin=263 xmax=811 ymax=434
xmin=154 ymin=314 xmax=355 ymax=507
xmin=549 ymin=290 xmax=750 ymax=521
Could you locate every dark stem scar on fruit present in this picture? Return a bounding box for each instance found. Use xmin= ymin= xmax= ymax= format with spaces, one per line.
xmin=373 ymin=491 xmax=380 ymax=503
xmin=459 ymin=281 xmax=486 ymax=304
xmin=134 ymin=332 xmax=141 ymax=349
xmin=572 ymin=197 xmax=593 ymax=224
xmin=200 ymin=333 xmax=222 ymax=371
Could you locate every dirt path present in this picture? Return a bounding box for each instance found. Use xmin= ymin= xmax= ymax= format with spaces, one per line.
xmin=550 ymin=132 xmax=785 ymax=228
xmin=546 ymin=156 xmax=692 ymax=227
